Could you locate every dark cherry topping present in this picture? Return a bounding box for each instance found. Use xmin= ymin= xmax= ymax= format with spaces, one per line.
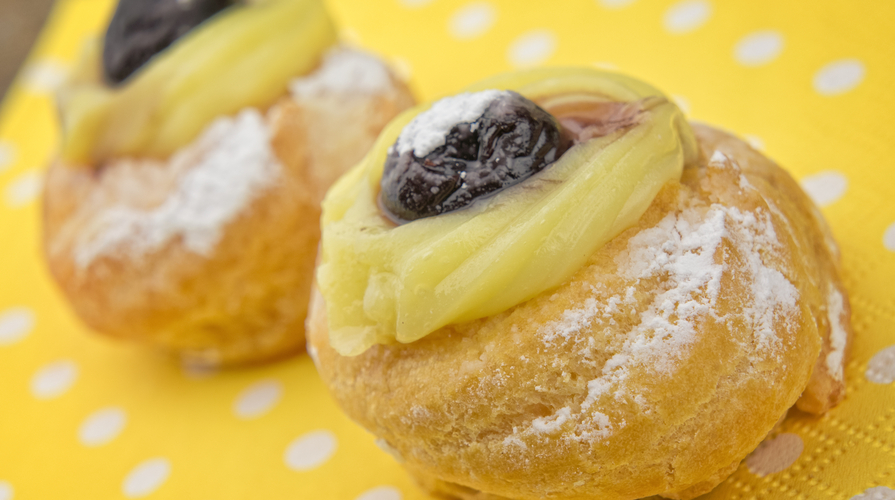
xmin=103 ymin=0 xmax=236 ymax=85
xmin=380 ymin=91 xmax=567 ymax=223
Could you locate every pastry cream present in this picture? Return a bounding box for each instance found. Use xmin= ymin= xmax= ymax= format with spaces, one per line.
xmin=317 ymin=68 xmax=699 ymax=355
xmin=58 ymin=0 xmax=336 ymax=166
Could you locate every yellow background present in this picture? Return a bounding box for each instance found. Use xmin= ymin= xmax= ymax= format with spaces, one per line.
xmin=1 ymin=0 xmax=894 ymax=499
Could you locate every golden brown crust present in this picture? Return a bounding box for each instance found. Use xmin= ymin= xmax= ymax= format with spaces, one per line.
xmin=307 ymin=125 xmax=851 ymax=499
xmin=690 ymin=125 xmax=851 ymax=414
xmin=43 ymin=73 xmax=414 ymax=367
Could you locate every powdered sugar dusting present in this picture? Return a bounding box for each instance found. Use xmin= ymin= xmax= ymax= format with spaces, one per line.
xmin=540 ymin=297 xmax=601 ymax=344
xmin=825 ymin=288 xmax=847 ymax=381
xmin=575 ymin=207 xmax=729 ymax=410
xmin=395 ymin=90 xmax=509 ymax=157
xmin=597 ymin=204 xmax=796 ymax=386
xmin=531 ymin=407 xmax=571 ymax=434
xmin=290 ymin=47 xmax=394 ymax=97
xmin=587 ymin=411 xmax=615 ymax=440
xmin=510 ymin=200 xmax=799 ymax=449
xmin=724 ymin=207 xmax=798 ymax=353
xmin=709 ymin=150 xmax=729 ymax=165
xmin=74 ymin=109 xmax=280 ymax=267
xmin=600 ymin=204 xmax=794 ymax=400
xmin=502 ymin=434 xmax=528 ymax=450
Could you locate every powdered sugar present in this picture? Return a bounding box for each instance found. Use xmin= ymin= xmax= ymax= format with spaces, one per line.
xmin=709 ymin=150 xmax=728 ymax=165
xmin=825 ymin=287 xmax=847 ymax=381
xmin=723 ymin=207 xmax=799 ymax=353
xmin=531 ymin=407 xmax=571 ymax=434
xmin=711 ymin=151 xmax=757 ymax=192
xmin=573 ymin=207 xmax=729 ymax=409
xmin=506 ymin=406 xmax=616 ymax=447
xmin=540 ymin=297 xmax=601 ymax=344
xmin=290 ymin=47 xmax=394 ymax=98
xmin=587 ymin=205 xmax=797 ymax=395
xmin=394 ymin=90 xmax=509 ymax=157
xmin=517 ymin=199 xmax=799 ymax=447
xmin=74 ymin=108 xmax=281 ymax=267
xmin=502 ymin=434 xmax=528 ymax=450
xmin=582 ymin=411 xmax=616 ymax=440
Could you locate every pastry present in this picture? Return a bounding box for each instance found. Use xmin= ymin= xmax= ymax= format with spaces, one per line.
xmin=307 ymin=68 xmax=851 ymax=499
xmin=42 ymin=0 xmax=415 ymax=366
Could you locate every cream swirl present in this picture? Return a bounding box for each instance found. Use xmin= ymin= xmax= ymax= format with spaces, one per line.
xmin=58 ymin=0 xmax=336 ymax=166
xmin=317 ymin=68 xmax=698 ymax=356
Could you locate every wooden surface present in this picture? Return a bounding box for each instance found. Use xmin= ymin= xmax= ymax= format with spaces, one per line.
xmin=0 ymin=0 xmax=56 ymax=99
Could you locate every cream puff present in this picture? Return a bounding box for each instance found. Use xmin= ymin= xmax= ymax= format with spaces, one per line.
xmin=43 ymin=0 xmax=415 ymax=366
xmin=307 ymin=67 xmax=851 ymax=499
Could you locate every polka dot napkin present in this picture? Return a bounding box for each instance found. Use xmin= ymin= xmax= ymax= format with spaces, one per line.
xmin=1 ymin=0 xmax=893 ymax=499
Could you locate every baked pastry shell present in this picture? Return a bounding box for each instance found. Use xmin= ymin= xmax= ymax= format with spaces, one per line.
xmin=43 ymin=67 xmax=415 ymax=366
xmin=307 ymin=124 xmax=851 ymax=500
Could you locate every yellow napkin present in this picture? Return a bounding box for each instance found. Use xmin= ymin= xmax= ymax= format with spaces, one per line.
xmin=1 ymin=0 xmax=893 ymax=498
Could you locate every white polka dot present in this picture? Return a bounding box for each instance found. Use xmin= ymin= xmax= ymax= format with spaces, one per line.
xmin=508 ymin=30 xmax=557 ymax=68
xmin=745 ymin=134 xmax=765 ymax=151
xmin=851 ymin=486 xmax=895 ymax=500
xmin=0 ymin=481 xmax=12 ymax=500
xmin=597 ymin=0 xmax=636 ymax=9
xmin=122 ymin=458 xmax=170 ymax=498
xmin=79 ymin=407 xmax=127 ymax=446
xmin=734 ymin=31 xmax=784 ymax=66
xmin=399 ymin=0 xmax=433 ymax=8
xmin=285 ymin=430 xmax=337 ymax=471
xmin=357 ymin=486 xmax=403 ymax=500
xmin=800 ymin=171 xmax=848 ymax=207
xmin=0 ymin=142 xmax=15 ymax=174
xmin=0 ymin=307 xmax=34 ymax=346
xmin=672 ymin=94 xmax=691 ymax=115
xmin=21 ymin=60 xmax=68 ymax=93
xmin=233 ymin=379 xmax=283 ymax=419
xmin=746 ymin=433 xmax=804 ymax=476
xmin=31 ymin=360 xmax=78 ymax=399
xmin=4 ymin=170 xmax=42 ymax=208
xmin=448 ymin=3 xmax=497 ymax=40
xmin=664 ymin=0 xmax=712 ymax=34
xmin=884 ymin=222 xmax=895 ymax=252
xmin=866 ymin=345 xmax=895 ymax=384
xmin=814 ymin=59 xmax=865 ymax=96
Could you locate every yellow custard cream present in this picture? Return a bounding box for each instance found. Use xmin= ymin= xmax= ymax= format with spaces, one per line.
xmin=59 ymin=0 xmax=336 ymax=166
xmin=318 ymin=68 xmax=698 ymax=356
